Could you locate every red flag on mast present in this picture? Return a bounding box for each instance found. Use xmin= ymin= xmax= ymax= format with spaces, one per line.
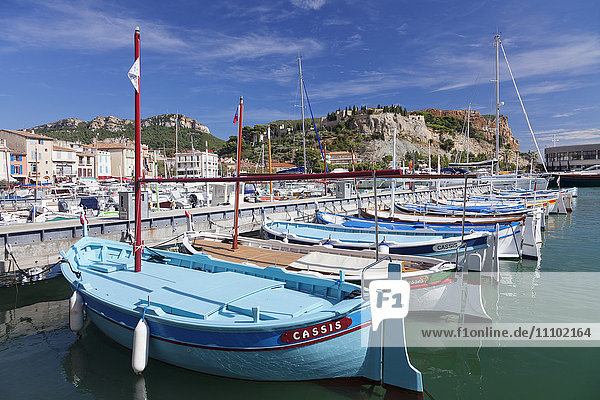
xmin=233 ymin=105 xmax=239 ymax=124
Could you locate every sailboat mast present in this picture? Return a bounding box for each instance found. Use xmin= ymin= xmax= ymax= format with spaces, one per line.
xmin=133 ymin=27 xmax=142 ymax=273
xmin=268 ymin=125 xmax=273 ymax=201
xmin=205 ymin=140 xmax=209 ymax=198
xmin=232 ymin=96 xmax=243 ymax=250
xmin=392 ymin=127 xmax=397 ymax=216
xmin=466 ymin=103 xmax=471 ymax=164
xmin=175 ymin=113 xmax=179 ymax=154
xmin=494 ymin=34 xmax=501 ymax=175
xmin=298 ymin=57 xmax=307 ymax=173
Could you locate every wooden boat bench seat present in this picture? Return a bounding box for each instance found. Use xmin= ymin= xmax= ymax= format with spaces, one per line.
xmin=139 ymin=271 xmax=288 ymax=320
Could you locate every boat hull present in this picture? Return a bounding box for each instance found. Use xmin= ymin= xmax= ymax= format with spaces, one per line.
xmin=262 ymin=223 xmax=489 ymax=260
xmin=81 ymin=292 xmax=371 ymax=381
xmin=317 ymin=212 xmax=521 ymax=259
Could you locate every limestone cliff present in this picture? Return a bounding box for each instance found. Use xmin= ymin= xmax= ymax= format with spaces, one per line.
xmin=322 ymin=108 xmax=522 ymax=166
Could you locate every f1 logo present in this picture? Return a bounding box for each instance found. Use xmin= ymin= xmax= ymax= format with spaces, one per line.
xmin=369 ymin=280 xmax=410 ymax=331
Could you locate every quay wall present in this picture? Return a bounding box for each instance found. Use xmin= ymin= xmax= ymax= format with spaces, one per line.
xmin=0 ymin=184 xmax=486 ymax=273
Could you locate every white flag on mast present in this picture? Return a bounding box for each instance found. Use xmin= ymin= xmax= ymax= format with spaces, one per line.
xmin=128 ymin=58 xmax=140 ymax=92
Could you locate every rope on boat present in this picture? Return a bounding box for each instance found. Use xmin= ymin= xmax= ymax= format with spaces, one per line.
xmin=4 ymin=244 xmax=65 ymax=279
xmin=149 ymin=232 xmax=185 ymax=248
xmin=207 ymin=215 xmax=232 ymax=231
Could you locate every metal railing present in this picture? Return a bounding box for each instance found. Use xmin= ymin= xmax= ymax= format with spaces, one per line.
xmin=361 ymin=254 xmax=392 ymax=300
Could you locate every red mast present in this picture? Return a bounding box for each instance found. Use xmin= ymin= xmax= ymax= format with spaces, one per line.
xmin=134 ymin=27 xmax=142 ymax=272
xmin=232 ymin=96 xmax=243 ymax=250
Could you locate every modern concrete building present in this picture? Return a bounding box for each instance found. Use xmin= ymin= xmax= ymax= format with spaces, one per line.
xmin=175 ymin=150 xmax=219 ymax=178
xmin=544 ymin=143 xmax=600 ymax=171
xmin=0 ymin=129 xmax=54 ymax=184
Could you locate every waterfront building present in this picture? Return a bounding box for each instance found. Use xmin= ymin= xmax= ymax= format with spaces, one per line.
xmin=9 ymin=149 xmax=26 ymax=184
xmin=52 ymin=145 xmax=77 ymax=181
xmin=544 ymin=143 xmax=600 ymax=171
xmin=324 ymin=151 xmax=354 ymax=167
xmin=97 ymin=141 xmax=135 ymax=179
xmin=97 ymin=140 xmax=155 ymax=179
xmin=175 ymin=150 xmax=219 ymax=178
xmin=96 ymin=150 xmax=112 ymax=179
xmin=76 ymin=149 xmax=95 ymax=179
xmin=0 ymin=139 xmax=11 ymax=183
xmin=0 ymin=129 xmax=54 ymax=184
xmin=265 ymin=161 xmax=297 ymax=172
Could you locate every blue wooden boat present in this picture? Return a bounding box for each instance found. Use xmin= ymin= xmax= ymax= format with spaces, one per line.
xmin=395 ymin=201 xmax=529 ymax=216
xmin=60 ymin=236 xmax=423 ymax=395
xmin=316 ymin=211 xmax=522 ymax=259
xmin=262 ymin=219 xmax=489 ymax=259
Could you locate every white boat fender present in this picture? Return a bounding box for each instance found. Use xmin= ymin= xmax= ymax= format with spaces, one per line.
xmin=132 ymin=308 xmax=150 ymax=375
xmin=185 ymin=210 xmax=193 ymax=232
xmin=378 ymin=239 xmax=390 ymax=255
xmin=79 ymin=214 xmax=88 ymax=237
xmin=69 ymin=283 xmax=84 ymax=333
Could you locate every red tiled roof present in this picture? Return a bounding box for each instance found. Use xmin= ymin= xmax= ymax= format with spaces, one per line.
xmin=97 ymin=142 xmax=133 ymax=150
xmin=0 ymin=129 xmax=54 ymax=141
xmin=53 ymin=145 xmax=77 ymax=152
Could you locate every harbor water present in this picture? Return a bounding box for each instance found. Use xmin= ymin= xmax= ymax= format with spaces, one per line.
xmin=1 ymin=188 xmax=599 ymax=399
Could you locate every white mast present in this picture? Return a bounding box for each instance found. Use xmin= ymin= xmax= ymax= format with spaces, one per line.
xmin=391 ymin=127 xmax=397 ymax=216
xmin=175 ymin=113 xmax=179 ymax=155
xmin=205 ymin=140 xmax=209 ymax=203
xmin=494 ymin=34 xmax=501 ymax=175
xmin=499 ymin=41 xmax=548 ymax=173
xmin=298 ymin=57 xmax=307 ymax=173
xmin=427 ymin=128 xmax=431 ymax=171
xmin=466 ymin=103 xmax=471 ymax=164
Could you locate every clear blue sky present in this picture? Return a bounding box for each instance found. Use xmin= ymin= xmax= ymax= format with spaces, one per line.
xmin=1 ymin=0 xmax=598 ymax=153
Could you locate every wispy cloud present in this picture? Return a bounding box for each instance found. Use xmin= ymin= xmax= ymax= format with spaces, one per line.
xmin=396 ymin=23 xmax=408 ymax=35
xmin=0 ymin=0 xmax=187 ymax=53
xmin=308 ymin=69 xmax=439 ymax=100
xmin=324 ymin=17 xmax=351 ymax=26
xmin=430 ymin=33 xmax=600 ymax=93
xmin=342 ymin=34 xmax=363 ymax=49
xmin=520 ymin=81 xmax=587 ymax=96
xmin=552 ymin=105 xmax=600 ymax=118
xmin=536 ymin=128 xmax=600 ymax=145
xmin=0 ymin=0 xmax=323 ymax=63
xmin=291 ymin=0 xmax=326 ymax=10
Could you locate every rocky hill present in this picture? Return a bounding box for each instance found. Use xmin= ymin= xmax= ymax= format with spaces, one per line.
xmin=216 ymin=106 xmax=526 ymax=172
xmin=32 ymin=114 xmax=221 ymax=153
xmin=321 ymin=107 xmax=523 ymax=168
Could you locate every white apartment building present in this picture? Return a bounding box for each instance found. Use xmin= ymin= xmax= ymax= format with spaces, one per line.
xmin=52 ymin=145 xmax=77 ymax=180
xmin=97 ymin=150 xmax=112 ymax=179
xmin=176 ymin=150 xmax=219 ymax=178
xmin=0 ymin=139 xmax=10 ymax=183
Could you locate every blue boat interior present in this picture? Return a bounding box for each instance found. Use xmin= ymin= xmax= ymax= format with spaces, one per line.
xmin=267 ymin=220 xmax=450 ymax=243
xmin=316 ymin=212 xmax=518 ymax=233
xmin=63 ymin=237 xmax=365 ymax=326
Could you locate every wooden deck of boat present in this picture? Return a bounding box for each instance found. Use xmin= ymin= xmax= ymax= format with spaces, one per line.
xmin=191 ymin=238 xmax=427 ymax=274
xmin=192 ymin=238 xmax=305 ymax=268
